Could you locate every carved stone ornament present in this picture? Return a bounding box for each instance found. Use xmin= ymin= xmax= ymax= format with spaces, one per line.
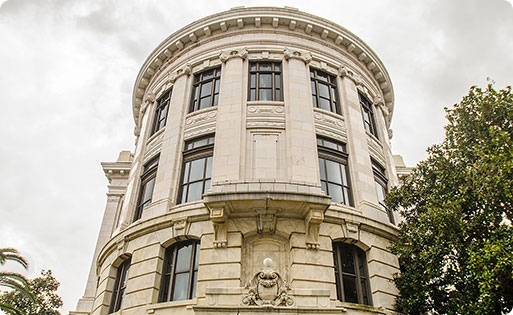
xmin=241 ymin=258 xmax=295 ymax=307
xmin=141 ymin=93 xmax=155 ymax=115
xmin=168 ymin=63 xmax=192 ymax=84
xmin=338 ymin=65 xmax=364 ymax=86
xmin=219 ymin=47 xmax=248 ymax=63
xmin=305 ymin=208 xmax=324 ymax=250
xmin=283 ymin=48 xmax=312 ymax=64
xmin=210 ymin=207 xmax=227 ymax=248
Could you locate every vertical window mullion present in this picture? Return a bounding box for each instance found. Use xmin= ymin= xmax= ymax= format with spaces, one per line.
xmin=353 ymin=247 xmax=363 ymax=304
xmin=187 ymin=242 xmax=196 ymax=299
xmin=337 ymin=245 xmax=346 ymax=302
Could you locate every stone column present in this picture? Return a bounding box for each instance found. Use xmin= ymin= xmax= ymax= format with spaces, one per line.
xmin=212 ymin=49 xmax=247 ymax=183
xmin=283 ymin=50 xmax=319 ymax=185
xmin=338 ymin=76 xmax=380 ymax=218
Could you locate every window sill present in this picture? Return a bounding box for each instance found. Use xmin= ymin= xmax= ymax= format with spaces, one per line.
xmin=365 ymin=131 xmax=381 ymax=147
xmin=246 ymin=100 xmax=285 ymax=106
xmin=147 ymin=298 xmax=197 ymax=312
xmin=147 ymin=127 xmax=165 ymax=144
xmin=313 ymin=107 xmax=345 ymax=121
xmin=185 ymin=106 xmax=217 ymax=118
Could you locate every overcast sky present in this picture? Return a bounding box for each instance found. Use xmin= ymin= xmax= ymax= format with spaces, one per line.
xmin=0 ymin=0 xmax=512 ymax=313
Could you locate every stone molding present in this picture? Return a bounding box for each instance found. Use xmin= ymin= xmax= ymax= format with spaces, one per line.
xmin=313 ymin=109 xmax=347 ymax=143
xmin=246 ymin=102 xmax=286 ymax=130
xmin=132 ymin=7 xmax=394 ymax=130
xmin=183 ymin=107 xmax=218 ymax=140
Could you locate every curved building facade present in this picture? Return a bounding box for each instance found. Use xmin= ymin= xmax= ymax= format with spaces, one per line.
xmin=72 ymin=6 xmax=401 ymax=315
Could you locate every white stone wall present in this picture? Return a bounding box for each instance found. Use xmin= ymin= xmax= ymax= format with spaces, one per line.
xmin=73 ymin=7 xmax=401 ymax=315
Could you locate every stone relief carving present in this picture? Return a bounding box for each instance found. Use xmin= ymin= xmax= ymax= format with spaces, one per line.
xmin=246 ymin=104 xmax=285 ymax=130
xmin=219 ymin=47 xmax=248 ymax=63
xmin=183 ymin=109 xmax=217 ymax=140
xmin=242 ymin=258 xmax=294 ymax=307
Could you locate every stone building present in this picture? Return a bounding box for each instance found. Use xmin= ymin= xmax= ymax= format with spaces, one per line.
xmin=71 ymin=6 xmax=403 ymax=315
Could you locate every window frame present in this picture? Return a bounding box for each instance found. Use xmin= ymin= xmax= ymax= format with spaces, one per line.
xmin=248 ymin=62 xmax=283 ymax=101
xmin=177 ymin=135 xmax=214 ymax=204
xmin=310 ymin=68 xmax=341 ymax=114
xmin=133 ymin=156 xmax=159 ymax=222
xmin=109 ymin=258 xmax=131 ymax=313
xmin=372 ymin=160 xmax=394 ymax=224
xmin=317 ymin=137 xmax=353 ymax=207
xmin=332 ymin=243 xmax=372 ymax=306
xmin=159 ymin=240 xmax=200 ymax=302
xmin=189 ymin=67 xmax=221 ymax=113
xmin=151 ymin=89 xmax=171 ymax=136
xmin=359 ymin=92 xmax=379 ymax=139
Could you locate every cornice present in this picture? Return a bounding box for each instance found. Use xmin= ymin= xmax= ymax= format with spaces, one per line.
xmin=131 ymin=6 xmax=395 ymax=132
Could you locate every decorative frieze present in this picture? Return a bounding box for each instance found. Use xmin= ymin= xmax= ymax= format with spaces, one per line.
xmin=313 ymin=109 xmax=347 ymax=142
xmin=183 ymin=108 xmax=217 ymax=140
xmin=246 ymin=103 xmax=285 ymax=130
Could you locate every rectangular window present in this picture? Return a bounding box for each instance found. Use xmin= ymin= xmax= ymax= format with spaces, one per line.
xmin=190 ymin=68 xmax=221 ymax=112
xmin=133 ymin=156 xmax=159 ymax=221
xmin=317 ymin=137 xmax=353 ymax=206
xmin=359 ymin=92 xmax=378 ymax=138
xmin=151 ymin=89 xmax=171 ymax=135
xmin=109 ymin=258 xmax=131 ymax=313
xmin=310 ymin=69 xmax=340 ymax=114
xmin=372 ymin=160 xmax=394 ymax=224
xmin=333 ymin=243 xmax=372 ymax=305
xmin=178 ymin=135 xmax=214 ymax=204
xmin=248 ymin=62 xmax=282 ymax=101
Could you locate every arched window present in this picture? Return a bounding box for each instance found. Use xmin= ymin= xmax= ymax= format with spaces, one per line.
xmin=109 ymin=257 xmax=131 ymax=313
xmin=332 ymin=243 xmax=371 ymax=305
xmin=159 ymin=240 xmax=200 ymax=302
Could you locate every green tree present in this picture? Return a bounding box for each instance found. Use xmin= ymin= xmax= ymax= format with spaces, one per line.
xmin=0 ymin=270 xmax=62 ymax=315
xmin=388 ymin=84 xmax=513 ymax=314
xmin=0 ymin=248 xmax=33 ymax=315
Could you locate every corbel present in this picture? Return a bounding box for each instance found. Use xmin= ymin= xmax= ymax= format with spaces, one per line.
xmin=256 ymin=214 xmax=277 ymax=234
xmin=116 ymin=235 xmax=129 ymax=258
xmin=283 ymin=48 xmax=312 ymax=64
xmin=173 ymin=219 xmax=190 ymax=238
xmin=338 ymin=65 xmax=363 ymax=87
xmin=305 ymin=206 xmax=325 ymax=250
xmin=342 ymin=221 xmax=360 ymax=241
xmin=168 ymin=63 xmax=192 ymax=84
xmin=210 ymin=206 xmax=228 ymax=248
xmin=219 ymin=47 xmax=248 ymax=63
xmin=140 ymin=92 xmax=155 ymax=116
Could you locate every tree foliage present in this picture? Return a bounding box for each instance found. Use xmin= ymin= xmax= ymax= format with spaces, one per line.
xmin=0 ymin=270 xmax=62 ymax=315
xmin=388 ymin=84 xmax=513 ymax=314
xmin=0 ymin=248 xmax=33 ymax=315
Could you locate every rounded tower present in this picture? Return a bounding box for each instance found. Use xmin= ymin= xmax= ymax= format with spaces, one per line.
xmin=72 ymin=6 xmax=400 ymax=315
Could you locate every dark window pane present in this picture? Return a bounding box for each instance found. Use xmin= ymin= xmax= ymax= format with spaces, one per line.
xmin=250 ymin=89 xmax=256 ymax=101
xmin=214 ymin=80 xmax=220 ymax=93
xmin=259 ymin=63 xmax=272 ymax=71
xmin=200 ymin=81 xmax=212 ymax=97
xmin=328 ymin=183 xmax=344 ymax=204
xmin=361 ymin=277 xmax=369 ymax=305
xmin=199 ymin=96 xmax=211 ymax=109
xmin=213 ymin=94 xmax=218 ymax=107
xmin=250 ymin=63 xmax=257 ymax=71
xmin=311 ymin=81 xmax=316 ymax=95
xmin=186 ymin=182 xmax=203 ymax=202
xmin=175 ymin=244 xmax=192 ymax=272
xmin=274 ymin=63 xmax=281 ymax=71
xmin=194 ymin=138 xmax=208 ymax=148
xmin=142 ymin=177 xmax=156 ymax=205
xmin=318 ymin=83 xmax=330 ymax=98
xmin=191 ymin=271 xmax=198 ymax=298
xmin=326 ymin=160 xmax=342 ymax=184
xmin=275 ymin=74 xmax=281 ymax=89
xmin=312 ymin=96 xmax=318 ymax=107
xmin=205 ymin=157 xmax=212 ymax=178
xmin=172 ymin=272 xmax=189 ymax=301
xmin=275 ymin=89 xmax=281 ymax=101
xmin=181 ymin=185 xmax=188 ymax=204
xmin=194 ymin=243 xmax=200 ymax=269
xmin=319 ymin=98 xmax=331 ymax=111
xmin=317 ymin=72 xmax=329 ymax=82
xmin=189 ymin=159 xmax=205 ymax=181
xmin=319 ymin=159 xmax=326 ymax=180
xmin=321 ymin=181 xmax=327 ymax=193
xmin=182 ymin=162 xmax=190 ymax=184
xmin=202 ymin=69 xmax=214 ymax=80
xmin=259 ymin=74 xmax=272 ymax=88
xmin=250 ymin=74 xmax=256 ymax=88
xmin=203 ymin=179 xmax=211 ymax=194
xmin=343 ymin=275 xmax=358 ymax=303
xmin=343 ymin=188 xmax=351 ymax=205
xmin=259 ymin=89 xmax=272 ymax=101
xmin=341 ymin=247 xmax=355 ymax=274
xmin=341 ymin=165 xmax=348 ymax=185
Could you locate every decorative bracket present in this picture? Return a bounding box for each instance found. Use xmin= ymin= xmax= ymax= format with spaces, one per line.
xmin=305 ymin=207 xmax=324 ymax=250
xmin=219 ymin=47 xmax=248 ymax=63
xmin=256 ymin=214 xmax=277 ymax=234
xmin=173 ymin=219 xmax=190 ymax=238
xmin=283 ymin=47 xmax=312 ymax=64
xmin=338 ymin=65 xmax=364 ymax=87
xmin=168 ymin=63 xmax=192 ymax=84
xmin=210 ymin=207 xmax=228 ymax=248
